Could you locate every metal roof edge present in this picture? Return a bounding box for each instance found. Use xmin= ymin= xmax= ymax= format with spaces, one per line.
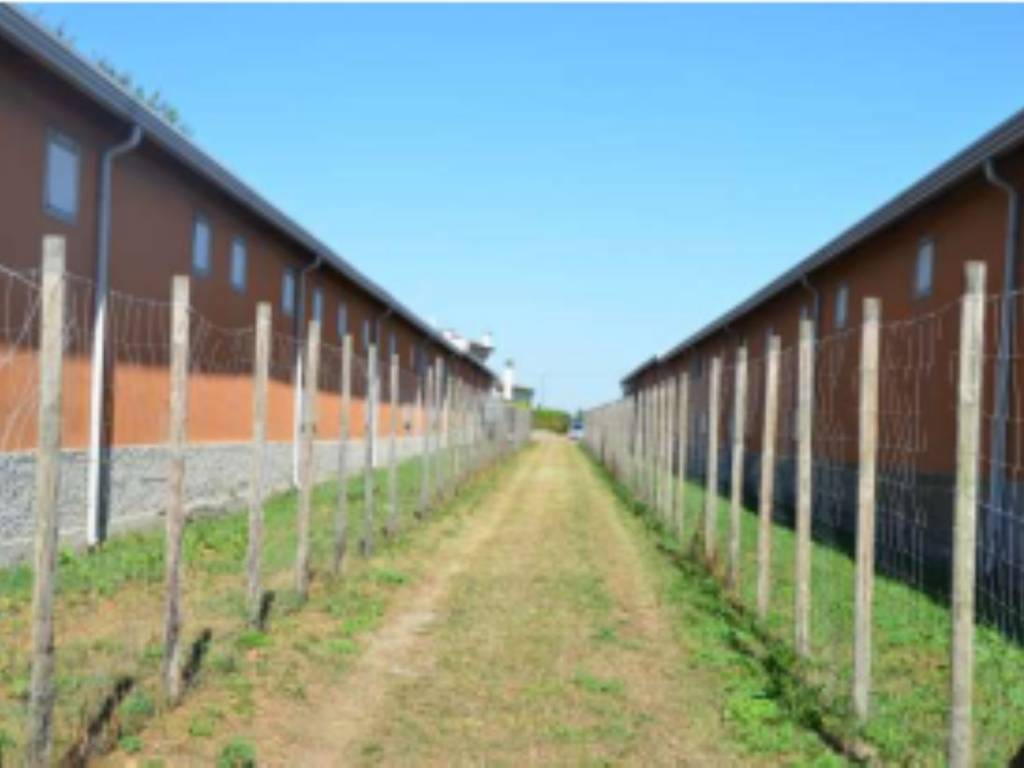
xmin=0 ymin=4 xmax=495 ymax=382
xmin=626 ymin=102 xmax=1024 ymax=379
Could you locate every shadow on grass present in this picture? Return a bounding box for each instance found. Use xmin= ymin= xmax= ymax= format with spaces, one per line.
xmin=60 ymin=675 xmax=135 ymax=767
xmin=581 ymin=447 xmax=871 ymax=764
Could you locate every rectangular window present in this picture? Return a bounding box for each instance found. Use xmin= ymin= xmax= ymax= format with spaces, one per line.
xmin=230 ymin=237 xmax=247 ymax=292
xmin=389 ymin=332 xmax=397 ymax=358
xmin=336 ymin=303 xmax=348 ymax=337
xmin=915 ymin=239 xmax=935 ymax=298
xmin=44 ymin=130 xmax=80 ymax=221
xmin=362 ymin=319 xmax=372 ymax=351
xmin=192 ymin=215 xmax=211 ymax=276
xmin=312 ymin=287 xmax=323 ymax=323
xmin=282 ymin=268 xmax=296 ymax=316
xmin=834 ymin=283 xmax=849 ymax=329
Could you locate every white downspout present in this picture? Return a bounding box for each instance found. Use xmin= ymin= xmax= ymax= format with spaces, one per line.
xmin=86 ymin=124 xmax=143 ymax=547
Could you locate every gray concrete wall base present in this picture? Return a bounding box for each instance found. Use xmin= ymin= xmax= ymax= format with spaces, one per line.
xmin=0 ymin=436 xmax=426 ymax=566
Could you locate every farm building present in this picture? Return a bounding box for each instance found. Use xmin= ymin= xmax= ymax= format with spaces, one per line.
xmin=616 ymin=101 xmax=1024 ymax=627
xmin=0 ymin=6 xmax=496 ymax=563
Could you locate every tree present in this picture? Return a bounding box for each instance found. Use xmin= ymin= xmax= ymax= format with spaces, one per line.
xmin=95 ymin=58 xmax=192 ymax=136
xmin=33 ymin=11 xmax=193 ymax=137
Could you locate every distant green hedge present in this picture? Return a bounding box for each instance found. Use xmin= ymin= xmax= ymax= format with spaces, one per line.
xmin=532 ymin=408 xmax=571 ymax=434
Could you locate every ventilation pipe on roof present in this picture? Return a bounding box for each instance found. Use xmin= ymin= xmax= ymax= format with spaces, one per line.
xmin=86 ymin=124 xmax=143 ymax=547
xmin=983 ymin=158 xmax=1021 ymax=577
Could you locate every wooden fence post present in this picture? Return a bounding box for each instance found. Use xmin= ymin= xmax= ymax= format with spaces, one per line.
xmin=26 ymin=237 xmax=65 ymax=766
xmin=246 ymin=303 xmax=271 ymax=625
xmin=445 ymin=368 xmax=454 ymax=495
xmin=655 ymin=379 xmax=664 ymax=518
xmin=949 ymin=263 xmax=985 ymax=768
xmin=757 ymin=335 xmax=781 ymax=619
xmin=334 ymin=333 xmax=352 ymax=574
xmin=439 ymin=359 xmax=450 ymax=500
xmin=676 ymin=372 xmax=689 ymax=539
xmin=295 ymin=320 xmax=320 ymax=598
xmin=795 ymin=316 xmax=814 ymax=658
xmin=162 ymin=275 xmax=190 ymax=705
xmin=423 ymin=365 xmax=434 ymax=514
xmin=387 ymin=350 xmax=399 ymax=536
xmin=662 ymin=378 xmax=672 ymax=523
xmin=729 ymin=345 xmax=748 ymax=592
xmin=362 ymin=341 xmax=377 ymax=556
xmin=416 ymin=365 xmax=427 ymax=518
xmin=704 ymin=356 xmax=721 ymax=563
xmin=663 ymin=380 xmax=671 ymax=528
xmin=854 ymin=297 xmax=881 ymax=722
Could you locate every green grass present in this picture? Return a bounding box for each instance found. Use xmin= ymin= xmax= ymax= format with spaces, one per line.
xmin=601 ymin=456 xmax=1024 ymax=765
xmin=0 ymin=441 xmax=502 ymax=761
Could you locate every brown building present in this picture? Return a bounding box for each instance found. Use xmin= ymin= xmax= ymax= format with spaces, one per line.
xmin=0 ymin=7 xmax=495 ymax=561
xmin=619 ymin=103 xmax=1024 ymax=616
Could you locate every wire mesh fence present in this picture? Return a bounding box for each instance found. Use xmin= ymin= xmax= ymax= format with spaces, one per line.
xmin=0 ymin=238 xmax=529 ymax=764
xmin=583 ymin=262 xmax=1024 ymax=765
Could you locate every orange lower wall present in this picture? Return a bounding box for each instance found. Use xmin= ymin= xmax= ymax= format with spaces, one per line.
xmin=1 ymin=343 xmax=470 ymax=452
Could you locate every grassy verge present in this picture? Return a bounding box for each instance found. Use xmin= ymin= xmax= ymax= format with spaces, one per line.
xmin=589 ymin=456 xmax=1024 ymax=765
xmin=0 ymin=443 xmax=507 ymax=763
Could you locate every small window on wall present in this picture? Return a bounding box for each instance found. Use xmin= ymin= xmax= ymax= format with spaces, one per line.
xmin=192 ymin=216 xmax=211 ymax=276
xmin=915 ymin=239 xmax=935 ymax=298
xmin=230 ymin=237 xmax=247 ymax=292
xmin=312 ymin=287 xmax=323 ymax=323
xmin=834 ymin=283 xmax=849 ymax=330
xmin=282 ymin=269 xmax=296 ymax=316
xmin=362 ymin=319 xmax=372 ymax=351
xmin=44 ymin=130 xmax=80 ymax=222
xmin=389 ymin=332 xmax=397 ymax=358
xmin=336 ymin=303 xmax=348 ymax=338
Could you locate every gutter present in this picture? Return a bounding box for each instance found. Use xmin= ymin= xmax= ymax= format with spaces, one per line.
xmin=86 ymin=123 xmax=143 ymax=547
xmin=983 ymin=157 xmax=1020 ymax=575
xmin=0 ymin=5 xmax=495 ymax=385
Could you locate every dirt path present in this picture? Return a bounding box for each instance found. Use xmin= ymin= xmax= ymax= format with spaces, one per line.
xmin=223 ymin=436 xmax=742 ymax=766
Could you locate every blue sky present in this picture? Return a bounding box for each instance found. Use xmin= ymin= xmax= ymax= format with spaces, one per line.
xmin=29 ymin=4 xmax=1024 ymax=410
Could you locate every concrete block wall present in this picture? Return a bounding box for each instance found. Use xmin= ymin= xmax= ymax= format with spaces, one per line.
xmin=0 ymin=435 xmax=425 ymax=566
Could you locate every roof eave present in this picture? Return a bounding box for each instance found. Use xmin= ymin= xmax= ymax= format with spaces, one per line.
xmin=0 ymin=4 xmax=495 ymax=383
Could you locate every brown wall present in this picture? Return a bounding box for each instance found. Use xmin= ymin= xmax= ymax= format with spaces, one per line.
xmin=630 ymin=148 xmax=1024 ymax=479
xmin=0 ymin=37 xmax=490 ymax=453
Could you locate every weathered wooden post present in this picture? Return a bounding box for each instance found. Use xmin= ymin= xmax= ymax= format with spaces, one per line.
xmin=295 ymin=319 xmax=320 ymax=598
xmin=661 ymin=378 xmax=671 ymax=523
xmin=794 ymin=316 xmax=814 ymax=658
xmin=949 ymin=263 xmax=985 ymax=768
xmin=439 ymin=358 xmax=450 ymax=500
xmin=676 ymin=372 xmax=689 ymax=539
xmin=362 ymin=340 xmax=377 ymax=556
xmin=423 ymin=365 xmax=434 ymax=514
xmin=26 ymin=237 xmax=65 ymax=766
xmin=704 ymin=356 xmax=721 ymax=563
xmin=854 ymin=297 xmax=881 ymax=723
xmin=728 ymin=345 xmax=748 ymax=592
xmin=445 ymin=367 xmax=454 ymax=495
xmin=247 ymin=303 xmax=271 ymax=625
xmin=663 ymin=376 xmax=671 ymax=528
xmin=757 ymin=335 xmax=781 ymax=619
xmin=416 ymin=363 xmax=427 ymax=518
xmin=334 ymin=333 xmax=352 ymax=574
xmin=655 ymin=382 xmax=663 ymax=520
xmin=163 ymin=275 xmax=190 ymax=705
xmin=387 ymin=349 xmax=399 ymax=536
